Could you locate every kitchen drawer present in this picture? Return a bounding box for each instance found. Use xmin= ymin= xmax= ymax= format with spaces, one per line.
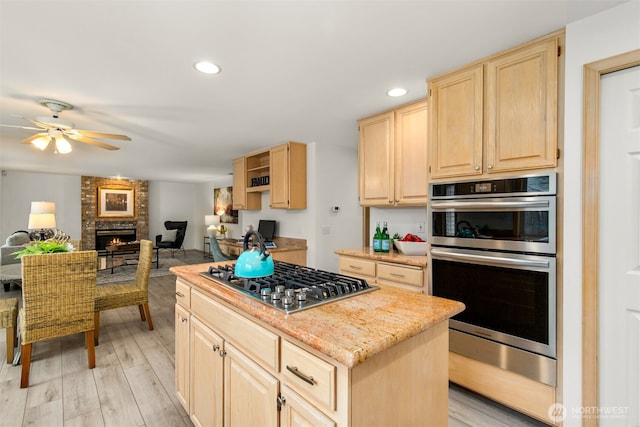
xmin=377 ymin=262 xmax=423 ymax=288
xmin=227 ymin=245 xmax=242 ymax=257
xmin=282 ymin=340 xmax=336 ymax=412
xmin=338 ymin=256 xmax=376 ymax=278
xmin=191 ymin=289 xmax=279 ymax=371
xmin=175 ymin=279 xmax=191 ymax=307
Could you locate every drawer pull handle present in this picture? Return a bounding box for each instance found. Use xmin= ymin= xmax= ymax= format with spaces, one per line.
xmin=349 ymin=265 xmax=362 ymax=270
xmin=286 ymin=365 xmax=316 ymax=385
xmin=390 ymin=273 xmax=405 ymax=278
xmin=175 ymin=291 xmax=185 ymax=297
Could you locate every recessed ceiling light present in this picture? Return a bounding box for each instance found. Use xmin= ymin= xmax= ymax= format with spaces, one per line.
xmin=387 ymin=88 xmax=408 ymax=97
xmin=194 ymin=61 xmax=221 ymax=75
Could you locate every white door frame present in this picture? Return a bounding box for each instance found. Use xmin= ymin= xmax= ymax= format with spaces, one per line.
xmin=582 ymin=48 xmax=640 ymax=427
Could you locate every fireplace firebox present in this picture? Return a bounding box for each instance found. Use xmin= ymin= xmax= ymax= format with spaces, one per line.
xmin=95 ymin=228 xmax=137 ymax=251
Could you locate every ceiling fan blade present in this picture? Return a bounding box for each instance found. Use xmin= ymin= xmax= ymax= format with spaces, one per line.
xmin=71 ymin=135 xmax=120 ymax=150
xmin=75 ymin=130 xmax=131 ymax=141
xmin=20 ymin=133 xmax=48 ymax=144
xmin=29 ymin=119 xmax=54 ymax=129
xmin=0 ymin=124 xmax=42 ymax=131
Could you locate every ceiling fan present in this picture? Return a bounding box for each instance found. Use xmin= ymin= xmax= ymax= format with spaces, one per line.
xmin=0 ymin=98 xmax=131 ymax=153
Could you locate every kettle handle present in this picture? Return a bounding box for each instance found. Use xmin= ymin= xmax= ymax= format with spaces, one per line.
xmin=243 ymin=229 xmax=271 ymax=260
xmin=456 ymin=220 xmax=472 ymax=231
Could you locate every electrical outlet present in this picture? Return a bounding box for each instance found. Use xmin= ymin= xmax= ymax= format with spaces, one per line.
xmin=418 ymin=222 xmax=425 ymax=233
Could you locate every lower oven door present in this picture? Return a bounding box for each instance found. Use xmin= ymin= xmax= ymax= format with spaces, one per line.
xmin=430 ymin=246 xmax=557 ymax=385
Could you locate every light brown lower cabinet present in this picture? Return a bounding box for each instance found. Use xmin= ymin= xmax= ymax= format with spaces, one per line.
xmin=280 ymin=385 xmax=335 ymax=427
xmin=225 ymin=342 xmax=279 ymax=427
xmin=175 ymin=277 xmax=449 ymax=427
xmin=338 ymin=255 xmax=426 ymax=293
xmin=190 ymin=316 xmax=223 ymax=427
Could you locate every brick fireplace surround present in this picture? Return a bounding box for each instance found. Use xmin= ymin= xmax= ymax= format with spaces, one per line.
xmin=81 ymin=176 xmax=149 ymax=250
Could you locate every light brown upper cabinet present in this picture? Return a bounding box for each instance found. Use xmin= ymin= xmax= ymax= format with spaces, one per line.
xmin=269 ymin=142 xmax=307 ymax=209
xmin=358 ymin=99 xmax=428 ymax=206
xmin=428 ymin=31 xmax=562 ymax=179
xmin=232 ymin=156 xmax=261 ymax=210
xmin=233 ymin=142 xmax=307 ymax=210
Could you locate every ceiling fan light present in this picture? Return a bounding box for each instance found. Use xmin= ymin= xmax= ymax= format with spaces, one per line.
xmin=32 ymin=137 xmax=50 ymax=151
xmin=54 ymin=136 xmax=72 ymax=154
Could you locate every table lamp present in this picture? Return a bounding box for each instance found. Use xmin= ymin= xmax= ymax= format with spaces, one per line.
xmin=205 ymin=215 xmax=220 ymax=236
xmin=28 ymin=201 xmax=57 ymax=240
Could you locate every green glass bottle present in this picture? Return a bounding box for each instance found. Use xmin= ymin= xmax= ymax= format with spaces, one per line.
xmin=373 ymin=222 xmax=382 ymax=252
xmin=381 ymin=222 xmax=390 ymax=253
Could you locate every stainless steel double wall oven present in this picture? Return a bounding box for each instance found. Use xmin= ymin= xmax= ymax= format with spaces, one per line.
xmin=428 ymin=174 xmax=557 ymax=386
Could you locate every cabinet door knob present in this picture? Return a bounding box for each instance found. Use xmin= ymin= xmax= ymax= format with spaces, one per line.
xmin=180 ymin=317 xmax=188 ymax=323
xmin=219 ymin=349 xmax=227 ymax=357
xmin=474 ymin=165 xmax=480 ymax=171
xmin=487 ymin=164 xmax=493 ymax=169
xmin=212 ymin=344 xmax=220 ymax=352
xmin=277 ymin=394 xmax=286 ymax=411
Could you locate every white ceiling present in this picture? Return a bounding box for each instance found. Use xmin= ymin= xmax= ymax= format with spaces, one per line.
xmin=0 ymin=0 xmax=625 ymax=183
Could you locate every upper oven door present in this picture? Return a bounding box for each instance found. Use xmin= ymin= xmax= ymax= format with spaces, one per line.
xmin=427 ymin=196 xmax=556 ymax=254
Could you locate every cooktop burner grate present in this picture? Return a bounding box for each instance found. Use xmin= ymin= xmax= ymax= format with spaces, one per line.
xmin=199 ymin=261 xmax=378 ymax=313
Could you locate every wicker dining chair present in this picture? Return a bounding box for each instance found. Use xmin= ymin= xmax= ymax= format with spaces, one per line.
xmin=20 ymin=250 xmax=98 ymax=388
xmin=94 ymin=239 xmax=154 ymax=345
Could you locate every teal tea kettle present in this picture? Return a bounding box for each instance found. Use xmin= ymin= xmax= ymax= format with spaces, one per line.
xmin=234 ymin=230 xmax=274 ymax=278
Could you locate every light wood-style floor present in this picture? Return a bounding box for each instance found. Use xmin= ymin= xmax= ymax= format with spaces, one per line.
xmin=0 ymin=252 xmax=548 ymax=426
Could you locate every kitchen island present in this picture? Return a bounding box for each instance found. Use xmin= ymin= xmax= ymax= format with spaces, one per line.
xmin=171 ymin=262 xmax=464 ymax=427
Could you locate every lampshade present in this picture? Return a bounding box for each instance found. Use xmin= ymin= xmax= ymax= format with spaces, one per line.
xmin=205 ymin=215 xmax=220 ymax=226
xmin=28 ymin=213 xmax=56 ymax=229
xmin=54 ymin=136 xmax=72 ymax=154
xmin=30 ymin=201 xmax=56 ymax=214
xmin=32 ymin=137 xmax=51 ymax=151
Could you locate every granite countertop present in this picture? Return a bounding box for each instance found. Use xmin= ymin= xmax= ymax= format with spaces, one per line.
xmin=171 ymin=262 xmax=464 ymax=368
xmin=222 ymin=236 xmax=307 ymax=253
xmin=335 ymin=247 xmax=429 ymax=267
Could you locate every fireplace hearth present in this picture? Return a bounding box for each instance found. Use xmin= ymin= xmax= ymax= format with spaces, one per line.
xmin=95 ymin=228 xmax=137 ymax=251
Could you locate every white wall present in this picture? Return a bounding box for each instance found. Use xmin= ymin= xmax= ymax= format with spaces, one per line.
xmin=370 ymin=207 xmax=428 ymax=244
xmin=0 ymin=170 xmax=81 ymax=239
xmin=148 ymin=181 xmax=199 ymax=250
xmin=563 ymin=1 xmax=640 ymax=424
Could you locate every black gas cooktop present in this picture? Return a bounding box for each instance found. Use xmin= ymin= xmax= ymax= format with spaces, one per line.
xmin=200 ymin=261 xmax=378 ymax=313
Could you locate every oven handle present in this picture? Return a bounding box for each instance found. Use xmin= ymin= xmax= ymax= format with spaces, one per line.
xmin=430 ymin=200 xmax=549 ymax=210
xmin=430 ymin=248 xmax=550 ymax=268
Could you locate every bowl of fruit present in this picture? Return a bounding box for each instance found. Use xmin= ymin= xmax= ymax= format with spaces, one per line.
xmin=392 ymin=233 xmax=427 ymax=256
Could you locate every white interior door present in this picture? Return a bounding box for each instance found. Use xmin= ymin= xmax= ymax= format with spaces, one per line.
xmin=599 ymin=65 xmax=640 ymax=426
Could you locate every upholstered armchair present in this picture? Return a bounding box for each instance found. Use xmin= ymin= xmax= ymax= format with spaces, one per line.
xmin=209 ymin=236 xmax=235 ymax=262
xmin=155 ymin=220 xmax=187 ymax=257
xmin=19 ymin=250 xmax=98 ymax=388
xmin=1 ymin=231 xmax=32 ymax=292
